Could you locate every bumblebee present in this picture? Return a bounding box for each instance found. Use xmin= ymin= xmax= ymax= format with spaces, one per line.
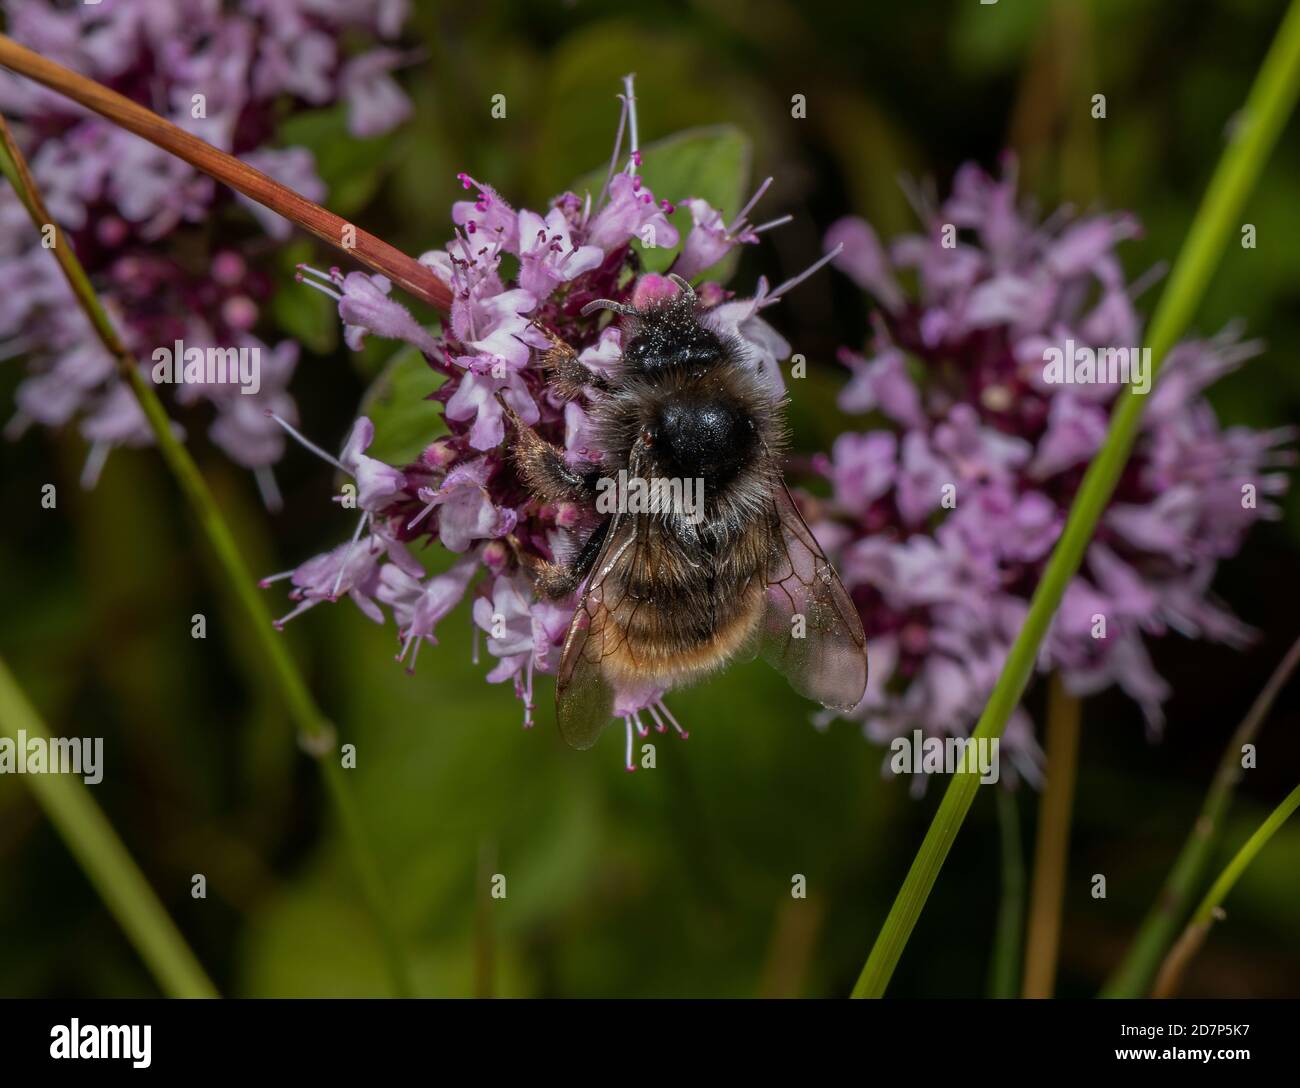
xmin=507 ymin=275 xmax=867 ymax=749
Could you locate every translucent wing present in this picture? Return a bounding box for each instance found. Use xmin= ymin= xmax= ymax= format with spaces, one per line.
xmin=761 ymin=481 xmax=868 ymax=711
xmin=555 ymin=508 xmax=641 ymax=749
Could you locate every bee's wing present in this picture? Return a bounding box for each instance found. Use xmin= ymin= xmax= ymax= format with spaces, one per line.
xmin=555 ymin=510 xmax=640 ymax=749
xmin=760 ymin=481 xmax=868 ymax=711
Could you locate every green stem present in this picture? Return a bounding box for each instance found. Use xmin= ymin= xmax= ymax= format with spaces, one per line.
xmin=1103 ymin=634 xmax=1300 ymax=996
xmin=320 ymin=758 xmax=412 ymax=994
xmin=987 ymin=788 xmax=1025 ymax=999
xmin=851 ymin=0 xmax=1300 ymax=998
xmin=0 ymin=657 xmax=218 ymax=998
xmin=1193 ymin=783 xmax=1300 ymax=924
xmin=1152 ymin=780 xmax=1300 ymax=997
xmin=0 ymin=117 xmax=414 ymax=998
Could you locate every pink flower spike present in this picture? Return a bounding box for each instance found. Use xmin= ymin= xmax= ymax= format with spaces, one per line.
xmin=671 ymin=179 xmax=792 ymax=281
xmin=335 ymin=272 xmax=440 ymax=354
xmin=339 ymin=416 xmax=407 ymax=510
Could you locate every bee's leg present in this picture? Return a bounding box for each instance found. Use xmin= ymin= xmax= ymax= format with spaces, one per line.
xmin=535 ymin=323 xmax=610 ymax=399
xmin=509 ymin=519 xmax=609 ymax=600
xmin=501 ymin=399 xmax=603 ymax=504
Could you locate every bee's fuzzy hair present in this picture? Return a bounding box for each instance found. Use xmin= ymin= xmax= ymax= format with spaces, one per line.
xmin=585 ymin=299 xmax=788 ymax=544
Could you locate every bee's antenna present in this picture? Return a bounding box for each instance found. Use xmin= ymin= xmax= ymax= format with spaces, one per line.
xmin=580 ymin=298 xmax=636 ymax=317
xmin=667 ymin=273 xmax=696 ymax=301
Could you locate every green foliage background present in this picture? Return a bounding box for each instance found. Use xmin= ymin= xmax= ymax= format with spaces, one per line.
xmin=1 ymin=0 xmax=1298 ymax=997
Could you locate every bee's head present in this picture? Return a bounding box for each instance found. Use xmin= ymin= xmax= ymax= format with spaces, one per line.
xmin=583 ymin=275 xmax=725 ymax=380
xmin=621 ymin=303 xmax=724 ymax=378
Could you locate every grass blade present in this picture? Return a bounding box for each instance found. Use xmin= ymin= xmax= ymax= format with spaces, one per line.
xmin=0 ymin=656 xmax=218 ymax=998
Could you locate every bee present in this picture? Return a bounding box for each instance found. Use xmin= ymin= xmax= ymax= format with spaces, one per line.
xmin=505 ymin=274 xmax=867 ymax=751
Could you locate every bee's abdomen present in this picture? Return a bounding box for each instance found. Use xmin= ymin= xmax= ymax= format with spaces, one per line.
xmin=599 ymin=540 xmax=768 ymax=688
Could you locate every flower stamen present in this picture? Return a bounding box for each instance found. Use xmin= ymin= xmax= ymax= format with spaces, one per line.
xmin=265 ymin=411 xmax=349 ymax=472
xmin=760 ymin=243 xmax=845 ymax=309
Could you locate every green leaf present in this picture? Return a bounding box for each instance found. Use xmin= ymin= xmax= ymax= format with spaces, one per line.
xmin=357 ymin=343 xmax=447 ymax=467
xmin=269 ymin=241 xmax=338 ymax=355
xmin=277 ymin=105 xmax=395 ymax=216
xmin=570 ymin=125 xmax=752 ymax=279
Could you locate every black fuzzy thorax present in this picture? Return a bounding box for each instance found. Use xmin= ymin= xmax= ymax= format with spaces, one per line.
xmin=589 ymin=298 xmax=787 ymax=548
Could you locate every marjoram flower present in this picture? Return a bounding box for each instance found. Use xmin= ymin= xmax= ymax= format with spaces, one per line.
xmin=815 ymin=156 xmax=1294 ymax=789
xmin=1 ymin=0 xmax=414 ymax=505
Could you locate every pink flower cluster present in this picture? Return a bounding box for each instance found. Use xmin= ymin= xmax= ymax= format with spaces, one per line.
xmin=1 ymin=0 xmax=412 ymax=501
xmin=817 ymin=155 xmax=1294 ymax=786
xmin=266 ymin=81 xmax=817 ymax=744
